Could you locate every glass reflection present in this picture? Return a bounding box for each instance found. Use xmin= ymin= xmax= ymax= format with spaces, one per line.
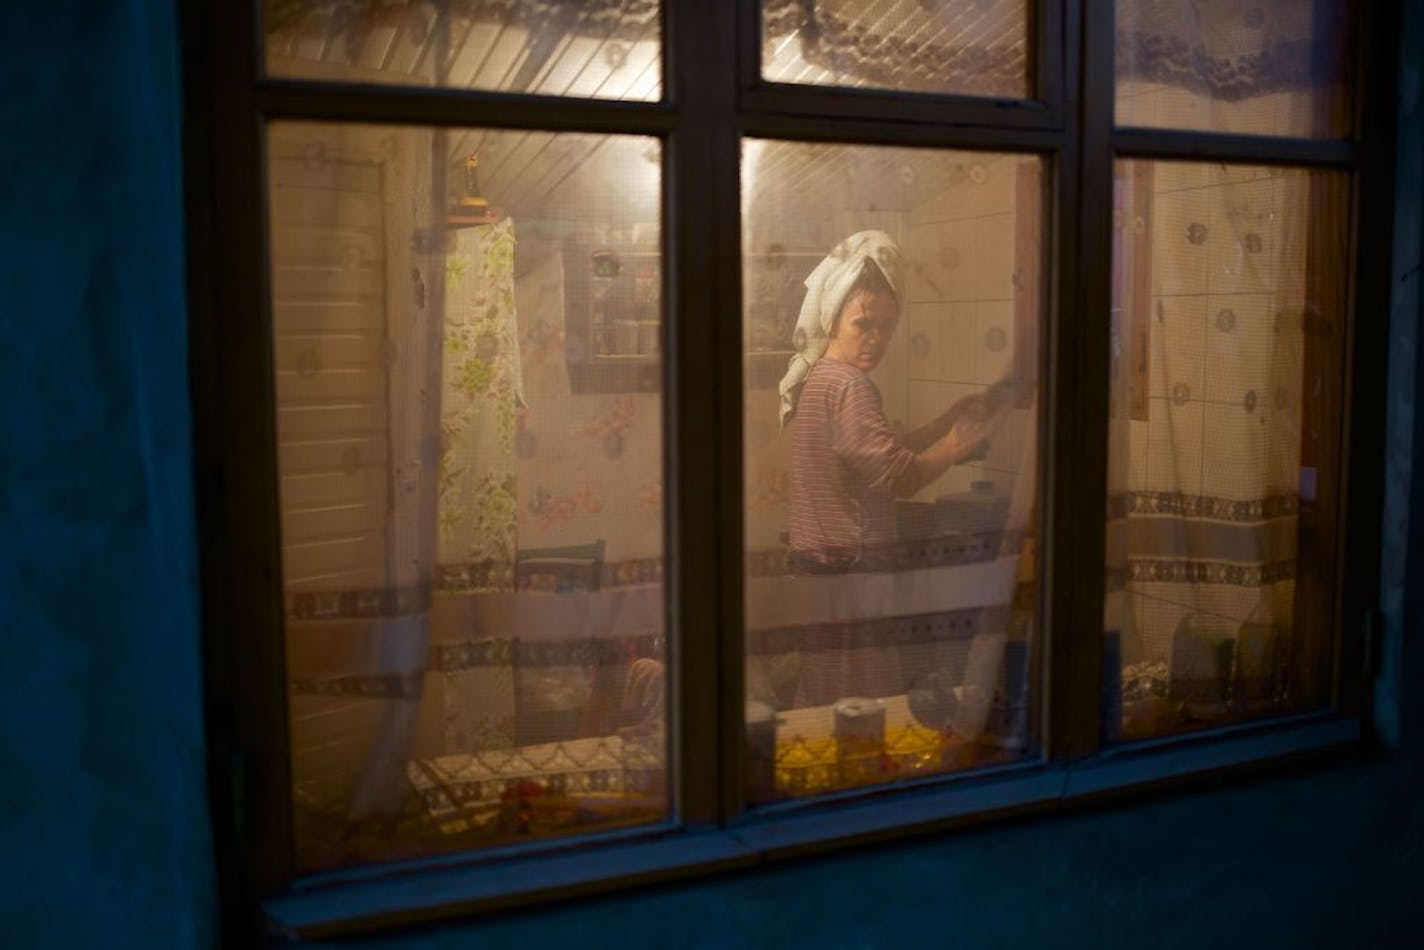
xmin=743 ymin=140 xmax=1044 ymax=803
xmin=265 ymin=0 xmax=662 ymax=102
xmin=762 ymin=0 xmax=1031 ymax=99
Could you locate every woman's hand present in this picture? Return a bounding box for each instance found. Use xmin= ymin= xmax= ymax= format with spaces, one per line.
xmin=949 ymin=415 xmax=995 ymax=463
xmin=898 ymin=381 xmax=1014 ymax=494
xmin=945 ymin=390 xmax=986 ymax=425
xmin=904 ymin=389 xmax=989 ymax=453
xmin=903 ymin=415 xmax=994 ymax=493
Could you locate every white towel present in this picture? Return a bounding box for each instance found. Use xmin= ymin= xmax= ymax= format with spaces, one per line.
xmin=778 ymin=230 xmax=903 ymax=427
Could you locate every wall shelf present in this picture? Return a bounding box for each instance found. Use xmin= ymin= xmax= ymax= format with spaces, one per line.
xmin=562 ymin=245 xmax=814 ymax=393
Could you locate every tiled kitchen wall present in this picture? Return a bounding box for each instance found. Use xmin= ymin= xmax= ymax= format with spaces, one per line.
xmin=511 ymin=248 xmax=665 ymax=563
xmin=901 ymin=153 xmax=1038 ymax=503
xmin=1123 ymin=160 xmax=1308 ymax=503
xmin=1111 ymin=152 xmax=1316 ymax=665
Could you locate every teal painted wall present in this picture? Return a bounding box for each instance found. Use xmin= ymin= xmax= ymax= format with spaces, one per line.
xmin=1 ymin=3 xmax=1421 ymax=948
xmin=0 ymin=2 xmax=214 ymax=946
xmin=340 ymin=758 xmax=1424 ymax=948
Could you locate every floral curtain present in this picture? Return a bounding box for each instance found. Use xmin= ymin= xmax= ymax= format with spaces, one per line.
xmin=437 ymin=218 xmax=523 ymax=581
xmin=436 ymin=218 xmax=525 ymax=752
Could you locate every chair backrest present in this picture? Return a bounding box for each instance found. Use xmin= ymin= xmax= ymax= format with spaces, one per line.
xmin=514 ymin=539 xmax=606 ymax=592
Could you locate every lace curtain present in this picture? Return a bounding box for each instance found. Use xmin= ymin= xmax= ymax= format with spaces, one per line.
xmin=267 ymin=0 xmax=1343 ymax=111
xmin=761 ymin=0 xmax=1342 ymax=105
xmin=1107 ymin=163 xmax=1309 ymax=680
xmin=343 ymin=217 xmax=526 ymax=821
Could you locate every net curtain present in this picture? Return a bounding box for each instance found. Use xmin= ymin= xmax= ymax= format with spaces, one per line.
xmin=350 ymin=218 xmax=524 ymax=819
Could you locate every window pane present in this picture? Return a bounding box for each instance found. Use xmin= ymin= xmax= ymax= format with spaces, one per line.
xmin=267 ymin=122 xmax=668 ymax=872
xmin=763 ymin=0 xmax=1031 ymax=99
xmin=1116 ymin=1 xmax=1354 ymax=138
xmin=743 ymin=140 xmax=1044 ymax=803
xmin=1105 ymin=161 xmax=1349 ymax=744
xmin=264 ymin=1 xmax=662 ymax=102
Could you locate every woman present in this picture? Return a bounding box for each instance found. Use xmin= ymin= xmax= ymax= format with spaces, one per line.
xmin=760 ymin=231 xmax=998 ymax=708
xmin=780 ymin=230 xmax=993 ymax=574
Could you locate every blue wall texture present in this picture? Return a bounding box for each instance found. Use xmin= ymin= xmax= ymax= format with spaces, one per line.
xmin=1 ymin=3 xmax=1421 ymax=949
xmin=0 ymin=2 xmax=214 ymax=946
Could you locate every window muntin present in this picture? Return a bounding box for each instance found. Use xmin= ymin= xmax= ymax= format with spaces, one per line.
xmin=1115 ymin=0 xmax=1355 ymax=139
xmin=761 ymin=0 xmax=1032 ymax=99
xmin=1104 ymin=160 xmax=1349 ymax=743
xmin=264 ymin=1 xmax=663 ymax=102
xmin=267 ymin=121 xmax=669 ymax=872
xmin=741 ymin=140 xmax=1044 ymax=801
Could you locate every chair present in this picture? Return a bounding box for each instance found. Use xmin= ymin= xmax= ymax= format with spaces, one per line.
xmin=514 ymin=539 xmax=606 ymax=592
xmin=512 ymin=540 xmax=607 ymax=745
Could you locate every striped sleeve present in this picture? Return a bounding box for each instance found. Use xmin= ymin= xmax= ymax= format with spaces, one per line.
xmin=831 ymin=374 xmax=918 ymax=495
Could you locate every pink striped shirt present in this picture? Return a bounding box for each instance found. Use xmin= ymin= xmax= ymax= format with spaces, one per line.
xmin=788 ymin=359 xmax=917 ymax=570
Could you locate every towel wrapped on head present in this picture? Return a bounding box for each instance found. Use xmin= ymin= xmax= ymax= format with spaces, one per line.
xmin=778 ymin=230 xmax=903 ymax=427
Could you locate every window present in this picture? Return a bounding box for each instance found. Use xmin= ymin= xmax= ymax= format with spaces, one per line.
xmin=186 ymin=0 xmax=1392 ymax=936
xmin=741 ymin=140 xmax=1045 ymax=800
xmin=267 ymin=122 xmax=670 ymax=873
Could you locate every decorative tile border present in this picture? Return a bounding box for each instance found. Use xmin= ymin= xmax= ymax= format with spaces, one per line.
xmin=290 ymin=671 xmax=424 ymax=701
xmin=601 ymin=556 xmax=664 ymax=587
xmin=1124 ymin=557 xmax=1296 ymax=587
xmin=287 ymin=533 xmax=1023 ymax=621
xmin=747 ymin=602 xmax=1032 ymax=657
xmin=289 ymin=634 xmax=665 ymax=697
xmin=430 ymin=634 xmax=662 ymax=672
xmin=746 ymin=530 xmax=1022 ymax=578
xmin=286 ymin=586 xmax=430 ymax=622
xmin=1107 ymin=491 xmax=1299 ymax=523
xmin=437 ymin=562 xmax=516 ymax=592
xmin=288 ymin=519 xmax=1280 ymax=624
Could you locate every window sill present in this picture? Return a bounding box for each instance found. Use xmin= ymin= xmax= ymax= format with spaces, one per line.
xmin=263 ymin=714 xmax=1363 ymax=940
